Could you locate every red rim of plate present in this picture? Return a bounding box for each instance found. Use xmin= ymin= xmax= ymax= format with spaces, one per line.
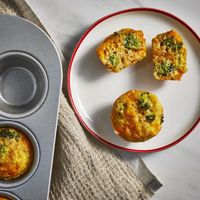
xmin=67 ymin=7 xmax=200 ymax=153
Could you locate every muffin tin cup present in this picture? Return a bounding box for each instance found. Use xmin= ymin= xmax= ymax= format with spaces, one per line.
xmin=0 ymin=14 xmax=62 ymax=199
xmin=0 ymin=121 xmax=40 ymax=188
xmin=0 ymin=191 xmax=20 ymax=200
xmin=0 ymin=51 xmax=48 ymax=119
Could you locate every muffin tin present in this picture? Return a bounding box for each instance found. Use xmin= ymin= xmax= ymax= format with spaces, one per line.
xmin=0 ymin=15 xmax=62 ymax=199
xmin=0 ymin=52 xmax=48 ymax=118
xmin=0 ymin=191 xmax=20 ymax=200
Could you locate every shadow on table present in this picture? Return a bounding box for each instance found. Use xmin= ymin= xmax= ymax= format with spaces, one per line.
xmin=77 ymin=45 xmax=108 ymax=81
xmin=131 ymin=46 xmax=165 ymax=91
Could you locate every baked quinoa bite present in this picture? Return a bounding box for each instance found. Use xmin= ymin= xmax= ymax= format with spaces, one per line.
xmin=152 ymin=30 xmax=187 ymax=80
xmin=0 ymin=128 xmax=34 ymax=180
xmin=112 ymin=90 xmax=164 ymax=142
xmin=0 ymin=197 xmax=10 ymax=200
xmin=96 ymin=28 xmax=147 ymax=72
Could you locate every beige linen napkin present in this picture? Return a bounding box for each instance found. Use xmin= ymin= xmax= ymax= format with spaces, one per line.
xmin=0 ymin=0 xmax=162 ymax=199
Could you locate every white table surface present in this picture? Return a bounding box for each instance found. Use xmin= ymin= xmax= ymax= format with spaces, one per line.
xmin=26 ymin=0 xmax=200 ymax=199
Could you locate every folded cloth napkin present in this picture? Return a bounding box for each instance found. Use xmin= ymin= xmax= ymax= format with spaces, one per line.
xmin=0 ymin=0 xmax=162 ymax=199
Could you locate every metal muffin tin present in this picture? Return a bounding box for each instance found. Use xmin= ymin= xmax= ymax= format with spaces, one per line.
xmin=0 ymin=191 xmax=20 ymax=200
xmin=0 ymin=51 xmax=48 ymax=118
xmin=0 ymin=15 xmax=62 ymax=200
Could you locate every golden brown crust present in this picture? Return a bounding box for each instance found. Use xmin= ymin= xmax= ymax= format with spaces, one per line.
xmin=0 ymin=128 xmax=34 ymax=180
xmin=152 ymin=30 xmax=187 ymax=80
xmin=112 ymin=90 xmax=164 ymax=142
xmin=0 ymin=197 xmax=10 ymax=200
xmin=96 ymin=28 xmax=147 ymax=72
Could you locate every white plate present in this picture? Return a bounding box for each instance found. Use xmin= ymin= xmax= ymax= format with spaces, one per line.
xmin=68 ymin=8 xmax=200 ymax=152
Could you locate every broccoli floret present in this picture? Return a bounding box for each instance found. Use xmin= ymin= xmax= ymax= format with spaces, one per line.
xmin=161 ymin=37 xmax=182 ymax=52
xmin=124 ymin=33 xmax=141 ymax=49
xmin=0 ymin=128 xmax=20 ymax=141
xmin=0 ymin=144 xmax=6 ymax=156
xmin=138 ymin=92 xmax=151 ymax=110
xmin=109 ymin=54 xmax=119 ymax=66
xmin=146 ymin=114 xmax=156 ymax=122
xmin=156 ymin=60 xmax=175 ymax=76
xmin=160 ymin=115 xmax=164 ymax=124
xmin=116 ymin=101 xmax=127 ymax=118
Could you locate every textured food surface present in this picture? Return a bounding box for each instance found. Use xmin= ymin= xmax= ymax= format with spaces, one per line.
xmin=0 ymin=128 xmax=34 ymax=180
xmin=0 ymin=197 xmax=10 ymax=200
xmin=152 ymin=30 xmax=187 ymax=80
xmin=96 ymin=28 xmax=147 ymax=72
xmin=112 ymin=90 xmax=164 ymax=142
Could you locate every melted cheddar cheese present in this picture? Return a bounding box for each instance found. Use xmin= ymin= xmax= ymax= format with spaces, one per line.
xmin=152 ymin=30 xmax=187 ymax=80
xmin=96 ymin=28 xmax=147 ymax=72
xmin=0 ymin=128 xmax=33 ymax=180
xmin=112 ymin=90 xmax=164 ymax=142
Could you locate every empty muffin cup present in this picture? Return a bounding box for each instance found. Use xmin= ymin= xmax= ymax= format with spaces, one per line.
xmin=0 ymin=191 xmax=20 ymax=200
xmin=0 ymin=51 xmax=48 ymax=118
xmin=0 ymin=121 xmax=40 ymax=188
